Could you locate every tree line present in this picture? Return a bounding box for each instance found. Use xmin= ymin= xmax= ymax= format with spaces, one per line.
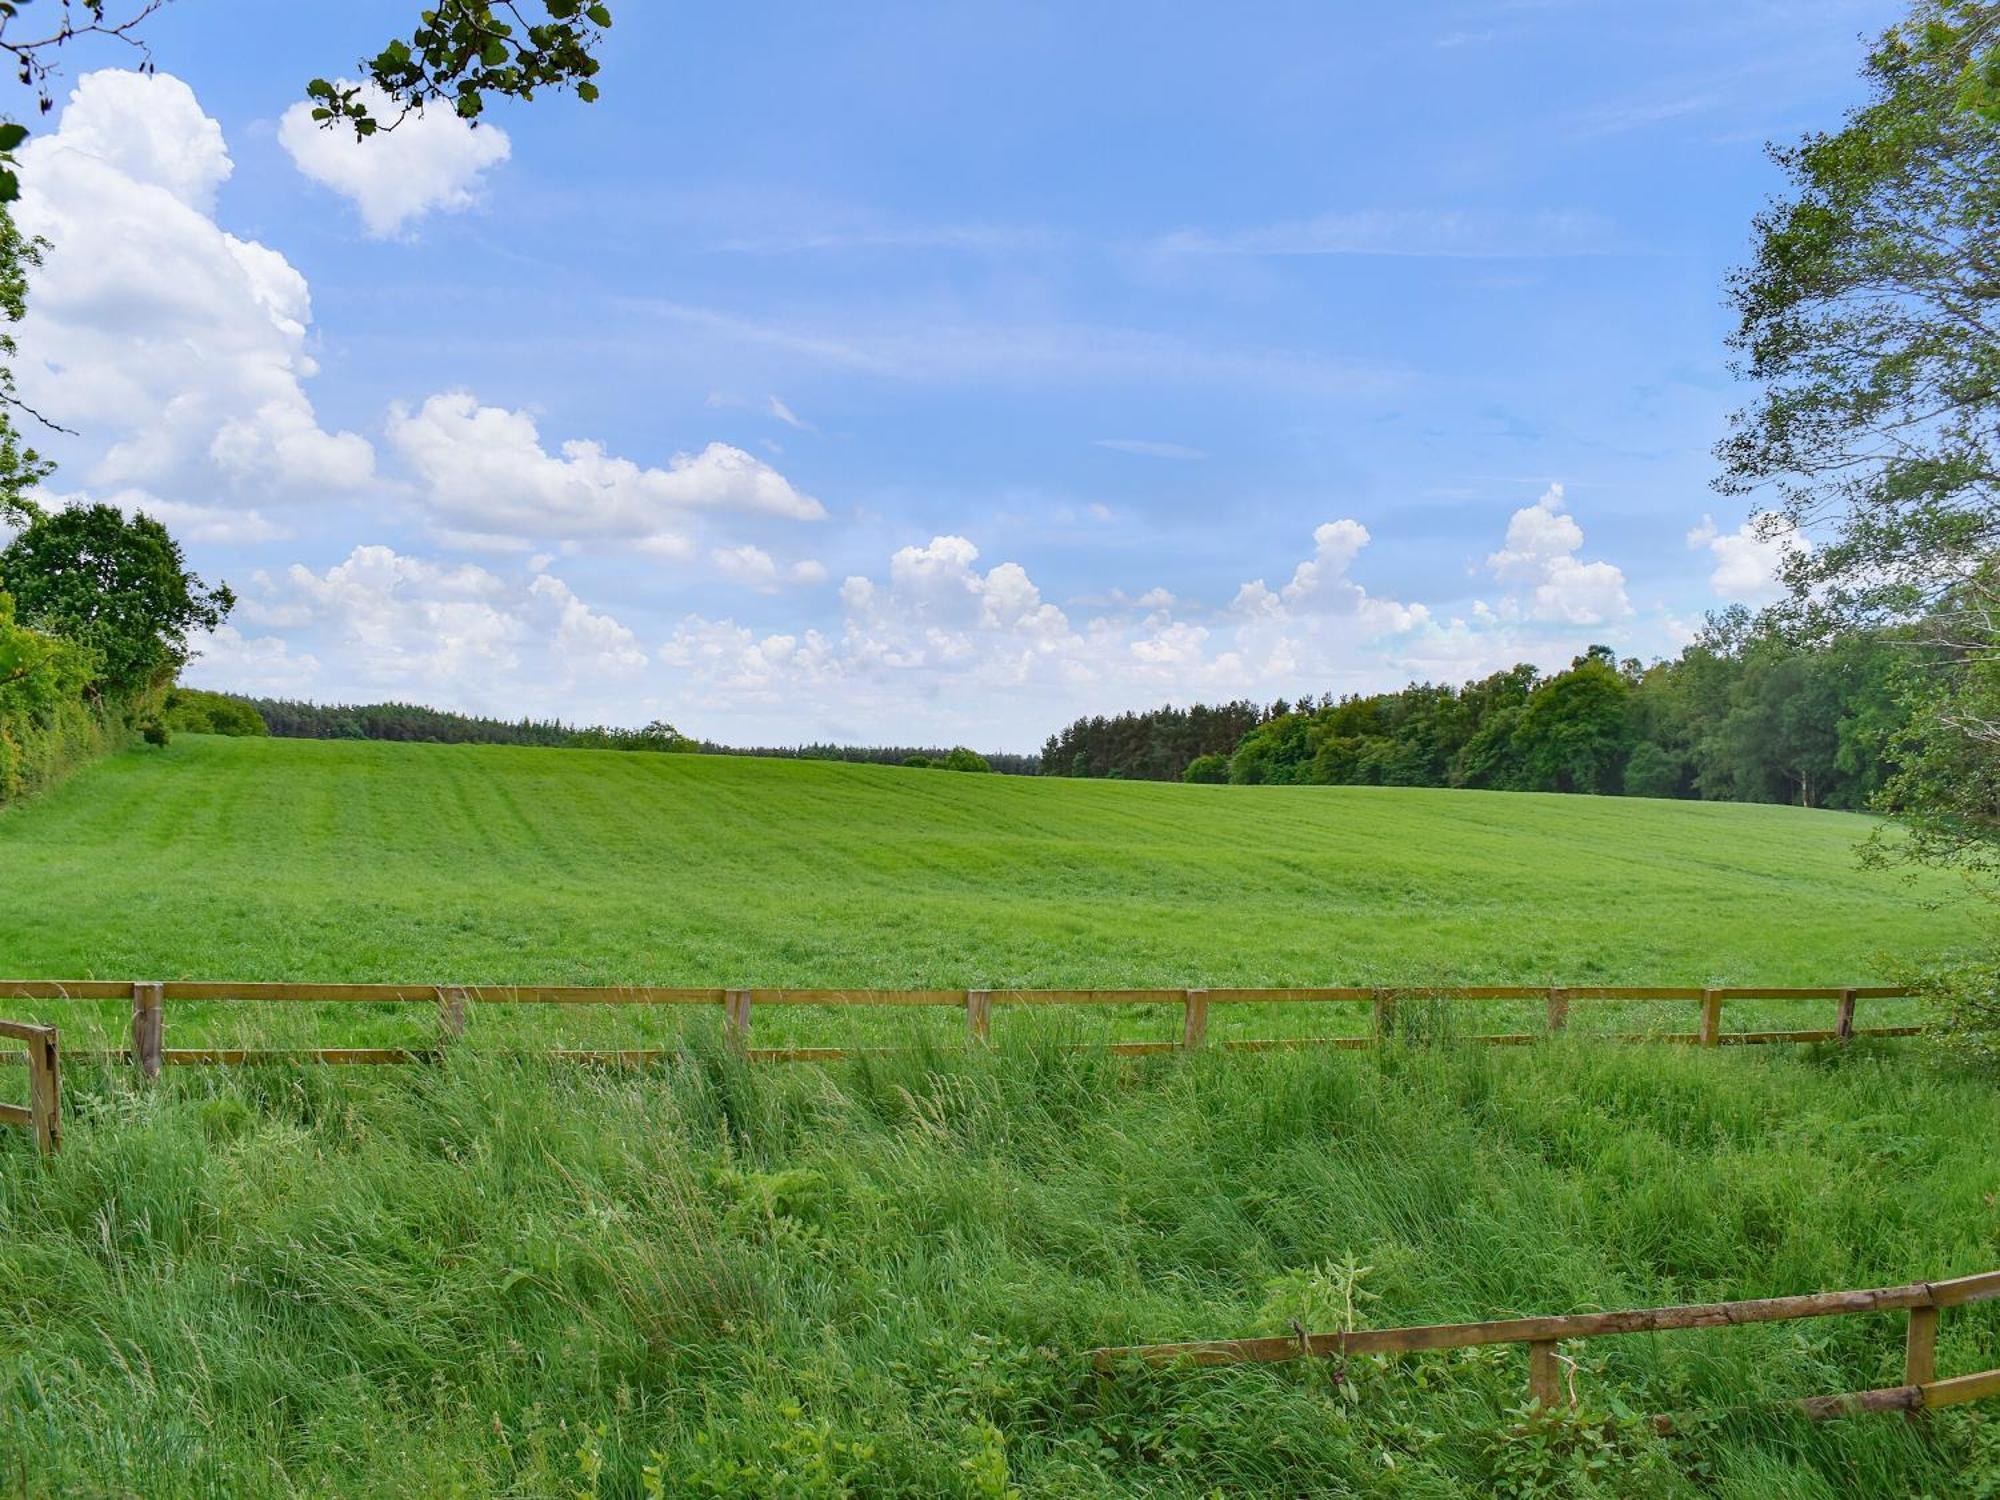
xmin=1044 ymin=612 xmax=1919 ymax=811
xmin=226 ymin=695 xmax=1026 ymax=772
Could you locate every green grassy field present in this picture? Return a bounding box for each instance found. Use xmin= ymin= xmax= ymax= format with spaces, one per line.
xmin=2 ymin=737 xmax=1997 ymax=1496
xmin=0 ymin=735 xmax=1982 ymax=1052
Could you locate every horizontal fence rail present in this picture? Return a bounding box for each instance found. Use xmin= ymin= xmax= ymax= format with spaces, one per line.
xmin=0 ymin=980 xmax=1920 ymax=1074
xmin=1091 ymin=1269 xmax=2000 ymax=1429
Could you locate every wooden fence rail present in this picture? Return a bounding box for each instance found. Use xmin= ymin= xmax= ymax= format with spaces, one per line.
xmin=0 ymin=980 xmax=1919 ymax=1072
xmin=1090 ymin=1268 xmax=2000 ymax=1428
xmin=0 ymin=1019 xmax=60 ymax=1154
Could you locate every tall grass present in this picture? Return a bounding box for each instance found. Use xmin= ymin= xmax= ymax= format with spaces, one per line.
xmin=3 ymin=1032 xmax=1996 ymax=1495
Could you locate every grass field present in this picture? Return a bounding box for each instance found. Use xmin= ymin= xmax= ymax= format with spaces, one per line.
xmin=2 ymin=737 xmax=1997 ymax=1495
xmin=0 ymin=735 xmax=1982 ymax=1052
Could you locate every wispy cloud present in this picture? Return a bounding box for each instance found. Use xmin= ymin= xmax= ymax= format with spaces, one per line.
xmin=1093 ymin=438 xmax=1207 ymax=460
xmin=714 ymin=222 xmax=1065 ymax=255
xmin=768 ymin=394 xmax=817 ymax=432
xmin=624 ymin=299 xmax=1405 ymax=398
xmin=1571 ymin=91 xmax=1723 ymax=137
xmin=1154 ymin=209 xmax=1618 ymax=259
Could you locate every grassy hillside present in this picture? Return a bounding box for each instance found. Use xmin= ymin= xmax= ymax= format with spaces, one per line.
xmin=0 ymin=734 xmax=1977 ymax=989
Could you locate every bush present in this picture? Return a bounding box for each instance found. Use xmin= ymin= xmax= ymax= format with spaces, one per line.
xmin=163 ymin=688 xmax=268 ymax=737
xmin=903 ymin=755 xmax=934 ymax=769
xmin=1182 ymin=753 xmax=1229 ymax=783
xmin=0 ymin=589 xmax=107 ymax=804
xmin=942 ymin=747 xmax=990 ymax=773
xmin=1920 ymin=956 xmax=2000 ymax=1075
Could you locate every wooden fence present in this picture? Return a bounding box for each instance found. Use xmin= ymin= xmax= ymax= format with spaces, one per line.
xmin=0 ymin=980 xmax=1918 ymax=1073
xmin=1090 ymin=1268 xmax=2000 ymax=1428
xmin=0 ymin=1019 xmax=60 ymax=1154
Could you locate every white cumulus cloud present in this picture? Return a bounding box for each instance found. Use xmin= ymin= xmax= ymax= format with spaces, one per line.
xmin=13 ymin=70 xmax=373 ymax=509
xmin=387 ymin=391 xmax=827 ymax=552
xmin=1687 ymin=513 xmax=1804 ymax=603
xmin=1486 ymin=482 xmax=1631 ymax=625
xmin=206 ymin=545 xmax=649 ymax=710
xmin=278 ymin=82 xmax=511 ymax=237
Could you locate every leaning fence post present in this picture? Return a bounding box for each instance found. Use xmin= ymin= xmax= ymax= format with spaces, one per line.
xmin=1181 ymin=989 xmax=1209 ymax=1049
xmin=967 ymin=989 xmax=992 ymax=1044
xmin=1836 ymin=987 xmax=1857 ymax=1043
xmin=1905 ymin=1304 xmax=1938 ymax=1388
xmin=130 ymin=980 xmax=164 ymax=1079
xmin=1546 ymin=985 xmax=1568 ymax=1034
xmin=725 ymin=989 xmax=753 ymax=1056
xmin=27 ymin=1025 xmax=60 ymax=1156
xmin=437 ymin=985 xmax=469 ymax=1042
xmin=1528 ymin=1340 xmax=1560 ymax=1408
xmin=1699 ymin=988 xmax=1723 ymax=1047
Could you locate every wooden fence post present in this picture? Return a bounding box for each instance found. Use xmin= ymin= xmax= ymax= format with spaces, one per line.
xmin=130 ymin=980 xmax=164 ymax=1080
xmin=967 ymin=989 xmax=992 ymax=1044
xmin=1182 ymin=989 xmax=1209 ymax=1049
xmin=27 ymin=1025 xmax=60 ymax=1155
xmin=1836 ymin=987 xmax=1857 ymax=1043
xmin=1699 ymin=988 xmax=1723 ymax=1047
xmin=725 ymin=989 xmax=753 ymax=1055
xmin=437 ymin=985 xmax=469 ymax=1042
xmin=1528 ymin=1340 xmax=1560 ymax=1408
xmin=1906 ymin=1305 xmax=1938 ymax=1387
xmin=1546 ymin=985 xmax=1568 ymax=1034
xmin=1372 ymin=988 xmax=1397 ymax=1043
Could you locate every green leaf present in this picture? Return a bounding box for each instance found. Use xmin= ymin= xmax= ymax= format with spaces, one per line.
xmin=575 ymin=81 xmax=599 ymax=103
xmin=0 ymin=169 xmax=19 ymax=204
xmin=0 ymin=125 xmax=27 ymax=152
xmin=481 ymin=38 xmax=508 ymax=66
xmin=586 ymin=3 xmax=612 ymax=26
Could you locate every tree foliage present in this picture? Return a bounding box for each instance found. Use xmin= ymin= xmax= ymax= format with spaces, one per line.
xmin=1043 ymin=626 xmax=1917 ymax=810
xmin=1720 ymin=1 xmax=2000 ymax=631
xmin=307 ymin=1 xmax=612 ymax=134
xmin=0 ymin=502 xmax=232 ymax=696
xmin=1041 ymin=699 xmax=1267 ymax=782
xmin=1721 ymin=0 xmax=2000 ymax=889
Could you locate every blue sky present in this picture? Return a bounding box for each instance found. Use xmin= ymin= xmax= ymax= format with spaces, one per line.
xmin=5 ymin=1 xmax=1901 ymax=749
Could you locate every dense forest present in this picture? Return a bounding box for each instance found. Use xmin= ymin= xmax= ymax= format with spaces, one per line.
xmin=1044 ymin=612 xmax=1921 ymax=811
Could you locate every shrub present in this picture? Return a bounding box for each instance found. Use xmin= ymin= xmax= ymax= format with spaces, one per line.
xmin=1919 ymin=956 xmax=2000 ymax=1075
xmin=0 ymin=589 xmax=106 ymax=804
xmin=942 ymin=746 xmax=990 ymax=773
xmin=903 ymin=755 xmax=934 ymax=769
xmin=1182 ymin=753 xmax=1229 ymax=783
xmin=163 ymin=688 xmax=268 ymax=737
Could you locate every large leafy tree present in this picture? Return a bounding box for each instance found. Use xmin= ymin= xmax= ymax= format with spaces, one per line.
xmin=0 ymin=502 xmax=232 ymax=695
xmin=1510 ymin=647 xmax=1633 ymax=796
xmin=1720 ymin=0 xmax=2000 ymax=879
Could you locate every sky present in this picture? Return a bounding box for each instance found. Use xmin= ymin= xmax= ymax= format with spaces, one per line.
xmin=1 ymin=0 xmax=1904 ymax=751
